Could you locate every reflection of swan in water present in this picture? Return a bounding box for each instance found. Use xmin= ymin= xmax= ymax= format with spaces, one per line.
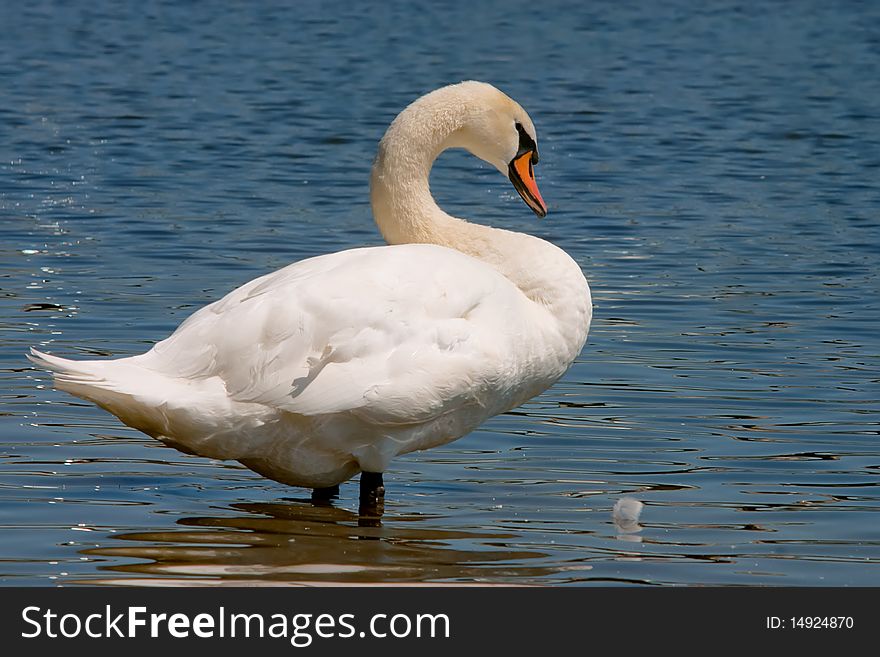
xmin=78 ymin=500 xmax=558 ymax=586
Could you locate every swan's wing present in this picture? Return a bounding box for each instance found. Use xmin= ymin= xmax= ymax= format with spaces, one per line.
xmin=144 ymin=244 xmax=529 ymax=425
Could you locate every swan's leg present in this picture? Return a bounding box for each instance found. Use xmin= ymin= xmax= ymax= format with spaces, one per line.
xmin=358 ymin=471 xmax=385 ymax=526
xmin=359 ymin=471 xmax=385 ymax=503
xmin=311 ymin=484 xmax=340 ymax=503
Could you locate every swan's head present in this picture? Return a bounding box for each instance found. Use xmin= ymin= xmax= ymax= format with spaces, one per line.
xmin=444 ymin=81 xmax=548 ymax=218
xmin=375 ymin=81 xmax=548 ymax=220
xmin=451 ymin=81 xmax=547 ymax=217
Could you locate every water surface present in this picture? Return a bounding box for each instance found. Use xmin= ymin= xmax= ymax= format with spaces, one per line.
xmin=1 ymin=0 xmax=879 ymax=586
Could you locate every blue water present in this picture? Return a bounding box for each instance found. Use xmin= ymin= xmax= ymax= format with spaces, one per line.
xmin=1 ymin=0 xmax=878 ymax=586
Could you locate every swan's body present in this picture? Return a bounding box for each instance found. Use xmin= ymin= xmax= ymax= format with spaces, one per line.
xmin=29 ymin=81 xmax=592 ymax=495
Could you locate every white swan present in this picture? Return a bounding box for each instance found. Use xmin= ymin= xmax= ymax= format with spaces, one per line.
xmin=29 ymin=81 xmax=592 ymax=506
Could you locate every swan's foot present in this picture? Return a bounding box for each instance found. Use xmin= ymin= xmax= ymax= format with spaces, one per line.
xmin=311 ymin=484 xmax=340 ymax=504
xmin=358 ymin=471 xmax=385 ymax=525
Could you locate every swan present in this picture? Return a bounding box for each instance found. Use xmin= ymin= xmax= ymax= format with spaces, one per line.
xmin=28 ymin=81 xmax=592 ymax=508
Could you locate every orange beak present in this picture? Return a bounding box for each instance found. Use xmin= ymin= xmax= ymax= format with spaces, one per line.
xmin=508 ymin=150 xmax=547 ymax=218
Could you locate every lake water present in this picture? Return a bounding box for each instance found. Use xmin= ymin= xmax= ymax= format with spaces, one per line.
xmin=1 ymin=0 xmax=878 ymax=586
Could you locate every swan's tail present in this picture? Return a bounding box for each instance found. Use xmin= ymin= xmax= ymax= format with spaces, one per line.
xmin=28 ymin=347 xmax=155 ymax=404
xmin=28 ymin=348 xmax=109 ymax=388
xmin=27 ymin=348 xmax=253 ymax=458
xmin=27 ymin=348 xmax=170 ymax=437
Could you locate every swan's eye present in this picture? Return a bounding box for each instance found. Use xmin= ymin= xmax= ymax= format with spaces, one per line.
xmin=514 ymin=122 xmax=538 ymax=163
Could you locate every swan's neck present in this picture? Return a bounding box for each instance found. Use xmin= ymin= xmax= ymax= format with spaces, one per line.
xmin=369 ymin=88 xmax=591 ymax=356
xmin=369 ymin=89 xmax=475 ymax=249
xmin=369 ymin=89 xmax=535 ymax=277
